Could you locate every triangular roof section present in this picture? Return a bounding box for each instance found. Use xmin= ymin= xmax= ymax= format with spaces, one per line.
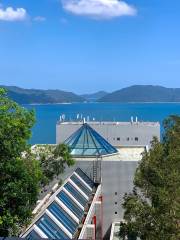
xmin=64 ymin=123 xmax=118 ymax=157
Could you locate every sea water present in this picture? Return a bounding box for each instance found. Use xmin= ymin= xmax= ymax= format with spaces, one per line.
xmin=24 ymin=103 xmax=180 ymax=144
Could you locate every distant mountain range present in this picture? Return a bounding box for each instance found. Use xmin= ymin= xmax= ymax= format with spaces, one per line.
xmin=81 ymin=91 xmax=108 ymax=102
xmin=98 ymin=85 xmax=180 ymax=102
xmin=1 ymin=85 xmax=180 ymax=104
xmin=1 ymin=86 xmax=84 ymax=104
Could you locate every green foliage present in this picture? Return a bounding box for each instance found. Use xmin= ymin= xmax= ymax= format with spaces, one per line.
xmin=120 ymin=115 xmax=180 ymax=240
xmin=0 ymin=88 xmax=75 ymax=236
xmin=0 ymin=89 xmax=35 ymax=158
xmin=0 ymin=88 xmax=42 ymax=236
xmin=37 ymin=144 xmax=75 ymax=186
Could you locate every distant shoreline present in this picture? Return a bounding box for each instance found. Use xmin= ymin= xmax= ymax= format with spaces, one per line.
xmin=27 ymin=102 xmax=73 ymax=105
xmin=23 ymin=101 xmax=180 ymax=105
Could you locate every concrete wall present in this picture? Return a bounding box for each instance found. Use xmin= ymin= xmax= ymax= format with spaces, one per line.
xmin=56 ymin=121 xmax=160 ymax=148
xmin=58 ymin=159 xmax=139 ymax=239
xmin=101 ymin=161 xmax=138 ymax=239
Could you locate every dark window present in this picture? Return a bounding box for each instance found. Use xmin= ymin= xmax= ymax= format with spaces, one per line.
xmin=115 ymin=192 xmax=117 ymax=195
xmin=115 ymin=212 xmax=117 ymax=215
xmin=117 ymin=137 xmax=120 ymax=141
xmin=135 ymin=137 xmax=138 ymax=141
xmin=126 ymin=137 xmax=130 ymax=141
xmin=115 ymin=202 xmax=117 ymax=205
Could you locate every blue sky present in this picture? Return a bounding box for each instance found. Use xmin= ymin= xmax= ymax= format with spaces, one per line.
xmin=0 ymin=0 xmax=180 ymax=94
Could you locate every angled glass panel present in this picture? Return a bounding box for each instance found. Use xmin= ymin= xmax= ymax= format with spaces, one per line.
xmin=75 ymin=168 xmax=94 ymax=188
xmin=26 ymin=230 xmax=40 ymax=240
xmin=57 ymin=190 xmax=84 ymax=220
xmin=70 ymin=174 xmax=91 ymax=196
xmin=64 ymin=182 xmax=87 ymax=207
xmin=92 ymin=129 xmax=117 ymax=154
xmin=64 ymin=123 xmax=118 ymax=156
xmin=65 ymin=127 xmax=82 ymax=147
xmin=36 ymin=214 xmax=70 ymax=240
xmin=74 ymin=131 xmax=85 ymax=148
xmin=48 ymin=202 xmax=78 ymax=235
xmin=71 ymin=148 xmax=84 ymax=155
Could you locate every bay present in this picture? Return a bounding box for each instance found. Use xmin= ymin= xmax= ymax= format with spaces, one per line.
xmin=24 ymin=103 xmax=180 ymax=144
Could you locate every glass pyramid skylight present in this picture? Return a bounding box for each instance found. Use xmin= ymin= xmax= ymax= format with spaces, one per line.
xmin=64 ymin=123 xmax=118 ymax=156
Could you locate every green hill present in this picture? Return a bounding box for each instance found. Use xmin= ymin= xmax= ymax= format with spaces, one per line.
xmin=2 ymin=85 xmax=180 ymax=104
xmin=1 ymin=86 xmax=85 ymax=104
xmin=98 ymin=85 xmax=180 ymax=102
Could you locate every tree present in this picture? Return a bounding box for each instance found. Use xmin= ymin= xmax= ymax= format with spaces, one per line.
xmin=34 ymin=144 xmax=75 ymax=187
xmin=0 ymin=88 xmax=42 ymax=236
xmin=120 ymin=115 xmax=180 ymax=240
xmin=0 ymin=89 xmax=75 ymax=236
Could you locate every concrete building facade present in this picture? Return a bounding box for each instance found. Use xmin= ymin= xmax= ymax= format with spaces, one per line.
xmin=23 ymin=120 xmax=160 ymax=240
xmin=56 ymin=121 xmax=160 ymax=148
xmin=56 ymin=121 xmax=159 ymax=238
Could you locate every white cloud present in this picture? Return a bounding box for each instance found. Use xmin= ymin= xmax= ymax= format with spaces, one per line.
xmin=0 ymin=7 xmax=27 ymax=21
xmin=62 ymin=0 xmax=137 ymax=19
xmin=33 ymin=16 xmax=46 ymax=22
